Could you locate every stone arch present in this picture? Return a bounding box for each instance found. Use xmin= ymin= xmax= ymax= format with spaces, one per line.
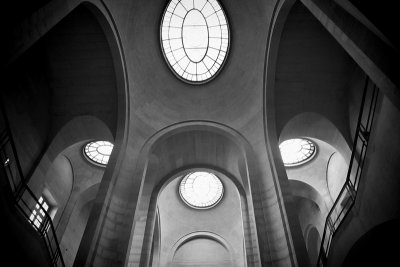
xmin=4 ymin=1 xmax=129 ymax=183
xmin=20 ymin=115 xmax=111 ymax=239
xmin=82 ymin=0 xmax=130 ymax=143
xmin=263 ymin=3 xmax=315 ymax=263
xmin=155 ymin=168 xmax=245 ymax=267
xmin=305 ymin=226 xmax=321 ymax=265
xmin=23 ymin=115 xmax=114 ymax=256
xmin=289 ymin=180 xmax=328 ymax=216
xmin=264 ymin=0 xmax=297 ymax=143
xmin=280 ymin=112 xmax=352 ymax=162
xmin=9 ymin=2 xmax=131 ymax=265
xmin=60 ymin=183 xmax=100 ymax=266
xmin=43 ymin=115 xmax=113 ymax=164
xmin=280 ymin=113 xmax=353 ymax=211
xmin=59 ymin=2 xmax=131 ymax=266
xmin=125 ymin=121 xmax=261 ymax=266
xmin=264 ymin=0 xmax=360 ymax=168
xmin=289 ymin=180 xmax=326 ymax=237
xmin=263 ymin=1 xmax=355 ymax=265
xmin=27 ymin=115 xmax=113 ymax=195
xmin=168 ymin=232 xmax=234 ymax=267
xmin=288 ymin=180 xmax=326 ymax=266
xmin=133 ymin=121 xmax=260 ymax=201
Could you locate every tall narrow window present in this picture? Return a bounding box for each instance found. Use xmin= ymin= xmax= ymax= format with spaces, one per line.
xmin=161 ymin=0 xmax=230 ymax=83
xmin=29 ymin=196 xmax=51 ymax=229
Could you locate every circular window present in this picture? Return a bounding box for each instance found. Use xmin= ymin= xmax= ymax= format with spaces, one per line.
xmin=83 ymin=141 xmax=114 ymax=166
xmin=279 ymin=138 xmax=316 ymax=167
xmin=161 ymin=0 xmax=230 ymax=84
xmin=179 ymin=172 xmax=224 ymax=209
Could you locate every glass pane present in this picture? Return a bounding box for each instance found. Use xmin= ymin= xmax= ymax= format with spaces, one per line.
xmin=179 ymin=172 xmax=224 ymax=209
xmin=30 ymin=195 xmax=52 ymax=230
xmin=279 ymin=138 xmax=317 ymax=167
xmin=84 ymin=141 xmax=114 ymax=166
xmin=161 ymin=0 xmax=230 ymax=83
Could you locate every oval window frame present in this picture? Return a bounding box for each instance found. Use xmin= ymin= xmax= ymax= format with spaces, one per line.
xmin=179 ymin=171 xmax=224 ymax=209
xmin=279 ymin=138 xmax=317 ymax=167
xmin=83 ymin=140 xmax=114 ymax=167
xmin=160 ymin=0 xmax=231 ymax=85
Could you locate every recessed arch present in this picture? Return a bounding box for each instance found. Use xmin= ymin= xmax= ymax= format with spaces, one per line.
xmin=133 ymin=120 xmax=260 ymax=196
xmin=26 ymin=115 xmax=113 ymax=190
xmin=305 ymin=226 xmax=321 ymax=265
xmin=124 ymin=121 xmax=262 ymax=266
xmin=45 ymin=115 xmax=114 ymax=164
xmin=279 ymin=112 xmax=351 ymax=162
xmin=289 ymin=180 xmax=326 ymax=235
xmin=7 ymin=0 xmax=129 ymax=149
xmin=169 ymin=232 xmax=234 ymax=266
xmin=289 ymin=180 xmax=328 ymax=215
xmin=263 ymin=2 xmax=358 ymax=265
xmin=288 ymin=180 xmax=326 ymax=265
xmin=60 ymin=183 xmax=100 ymax=266
xmin=25 ymin=116 xmax=115 ymax=265
xmin=284 ymin=137 xmax=350 ymax=218
xmin=9 ymin=2 xmax=131 ymax=266
xmin=128 ymin=164 xmax=251 ymax=267
xmin=279 ymin=113 xmax=352 ymax=209
xmin=156 ymin=168 xmax=244 ymax=267
xmin=6 ymin=0 xmax=129 ymax=183
xmin=27 ymin=115 xmax=112 ymax=199
xmin=62 ymin=3 xmax=131 ymax=266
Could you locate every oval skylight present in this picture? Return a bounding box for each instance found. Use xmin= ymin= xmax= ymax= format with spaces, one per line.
xmin=179 ymin=172 xmax=224 ymax=209
xmin=84 ymin=141 xmax=113 ymax=166
xmin=279 ymin=138 xmax=316 ymax=167
xmin=161 ymin=0 xmax=230 ymax=83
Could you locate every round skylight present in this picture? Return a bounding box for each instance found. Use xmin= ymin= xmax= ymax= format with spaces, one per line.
xmin=279 ymin=138 xmax=316 ymax=167
xmin=161 ymin=0 xmax=230 ymax=83
xmin=179 ymin=172 xmax=224 ymax=209
xmin=84 ymin=141 xmax=113 ymax=166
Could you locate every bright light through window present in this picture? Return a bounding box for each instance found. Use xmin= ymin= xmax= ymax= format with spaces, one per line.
xmin=29 ymin=196 xmax=50 ymax=229
xmin=161 ymin=0 xmax=230 ymax=83
xmin=279 ymin=138 xmax=316 ymax=167
xmin=179 ymin=172 xmax=224 ymax=209
xmin=84 ymin=141 xmax=114 ymax=166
